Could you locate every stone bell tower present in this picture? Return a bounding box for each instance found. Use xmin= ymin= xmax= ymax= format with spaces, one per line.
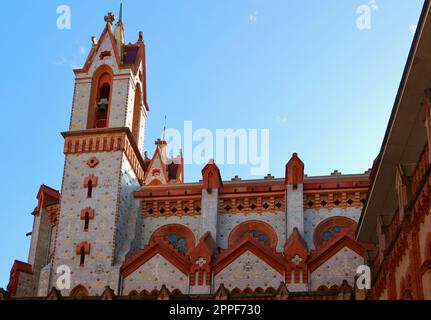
xmin=37 ymin=9 xmax=149 ymax=296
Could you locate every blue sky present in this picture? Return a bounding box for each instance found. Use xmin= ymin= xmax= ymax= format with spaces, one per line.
xmin=0 ymin=0 xmax=424 ymax=288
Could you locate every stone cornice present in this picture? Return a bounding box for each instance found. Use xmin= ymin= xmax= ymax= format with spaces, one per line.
xmin=62 ymin=127 xmax=146 ymax=184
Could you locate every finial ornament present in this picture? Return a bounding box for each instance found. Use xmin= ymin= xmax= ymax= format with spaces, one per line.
xmin=104 ymin=12 xmax=115 ymax=24
xmin=138 ymin=31 xmax=144 ymax=42
xmin=91 ymin=36 xmax=98 ymax=46
xmin=119 ymin=3 xmax=123 ymax=22
xmin=162 ymin=115 xmax=167 ymax=141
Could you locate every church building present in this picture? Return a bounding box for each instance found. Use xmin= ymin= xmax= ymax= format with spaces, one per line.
xmin=356 ymin=0 xmax=431 ymax=300
xmin=2 ymin=8 xmax=373 ymax=300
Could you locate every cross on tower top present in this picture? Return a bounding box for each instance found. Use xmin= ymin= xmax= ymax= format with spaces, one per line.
xmin=104 ymin=12 xmax=115 ymax=24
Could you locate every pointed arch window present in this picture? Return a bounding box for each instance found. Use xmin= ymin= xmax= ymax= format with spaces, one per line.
xmin=87 ymin=65 xmax=114 ymax=129
xmin=87 ymin=180 xmax=93 ymax=198
xmin=80 ymin=208 xmax=94 ymax=232
xmin=79 ymin=247 xmax=86 ymax=266
xmin=76 ymin=242 xmax=91 ymax=267
xmin=95 ymin=82 xmax=110 ymax=128
xmin=83 ymin=175 xmax=97 ymax=199
xmin=84 ymin=212 xmax=90 ymax=231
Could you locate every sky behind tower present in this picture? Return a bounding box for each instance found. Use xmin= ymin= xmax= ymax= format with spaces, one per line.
xmin=0 ymin=0 xmax=425 ymax=287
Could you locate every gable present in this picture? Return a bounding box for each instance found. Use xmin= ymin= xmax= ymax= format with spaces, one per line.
xmin=213 ymin=236 xmax=286 ymax=275
xmin=121 ymin=239 xmax=191 ymax=277
xmin=308 ymin=235 xmax=367 ymax=272
xmin=144 ymin=148 xmax=168 ymax=185
xmin=74 ymin=24 xmax=123 ymax=76
xmin=310 ymin=247 xmax=364 ymax=291
xmin=88 ymin=32 xmax=121 ymax=74
xmin=213 ymin=250 xmax=284 ymax=291
xmin=122 ymin=253 xmax=188 ymax=295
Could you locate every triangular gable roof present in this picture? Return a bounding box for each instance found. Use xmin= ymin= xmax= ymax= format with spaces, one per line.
xmin=190 ymin=232 xmax=218 ymax=264
xmin=284 ymin=228 xmax=308 ymax=257
xmin=74 ymin=22 xmax=123 ymax=75
xmin=308 ymin=234 xmax=369 ymax=272
xmin=212 ymin=234 xmax=286 ymax=275
xmin=73 ymin=22 xmax=146 ymax=76
xmin=143 ymin=146 xmax=169 ymax=185
xmin=74 ymin=21 xmax=149 ymax=110
xmin=121 ymin=238 xmax=191 ymax=277
xmin=284 ymin=228 xmax=308 ymax=269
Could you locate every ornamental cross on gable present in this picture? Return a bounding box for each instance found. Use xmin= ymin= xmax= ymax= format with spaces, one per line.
xmin=291 ymin=255 xmax=302 ymax=266
xmin=195 ymin=257 xmax=207 ymax=268
xmin=104 ymin=12 xmax=115 ymax=24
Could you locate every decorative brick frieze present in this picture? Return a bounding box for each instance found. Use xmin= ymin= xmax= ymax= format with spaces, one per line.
xmin=303 ymin=191 xmax=367 ymax=210
xmin=141 ymin=198 xmax=202 ymax=217
xmin=62 ymin=128 xmax=146 ymax=183
xmin=219 ymin=194 xmax=285 ymax=214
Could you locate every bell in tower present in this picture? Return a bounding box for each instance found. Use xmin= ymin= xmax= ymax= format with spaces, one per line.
xmin=95 ymin=83 xmax=110 ymax=128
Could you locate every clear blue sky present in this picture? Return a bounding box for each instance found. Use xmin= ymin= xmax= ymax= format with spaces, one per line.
xmin=0 ymin=0 xmax=424 ymax=288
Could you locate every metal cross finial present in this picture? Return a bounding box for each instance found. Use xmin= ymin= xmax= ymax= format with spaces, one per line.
xmin=104 ymin=12 xmax=115 ymax=24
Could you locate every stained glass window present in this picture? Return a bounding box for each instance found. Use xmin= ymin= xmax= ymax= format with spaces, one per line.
xmin=167 ymin=234 xmax=187 ymax=253
xmin=322 ymin=227 xmax=341 ymax=242
xmin=250 ymin=230 xmax=267 ymax=242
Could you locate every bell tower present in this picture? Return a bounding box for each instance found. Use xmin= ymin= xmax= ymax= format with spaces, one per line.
xmin=38 ymin=9 xmax=149 ymax=296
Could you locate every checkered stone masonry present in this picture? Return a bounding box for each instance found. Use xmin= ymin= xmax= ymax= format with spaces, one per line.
xmin=214 ymin=250 xmax=284 ymax=291
xmin=122 ymin=254 xmax=188 ymax=295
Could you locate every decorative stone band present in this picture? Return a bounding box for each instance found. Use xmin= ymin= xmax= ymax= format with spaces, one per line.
xmin=303 ymin=189 xmax=368 ymax=210
xmin=62 ymin=127 xmax=146 ymax=184
xmin=141 ymin=198 xmax=202 ymax=217
xmin=219 ymin=193 xmax=286 ymax=214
